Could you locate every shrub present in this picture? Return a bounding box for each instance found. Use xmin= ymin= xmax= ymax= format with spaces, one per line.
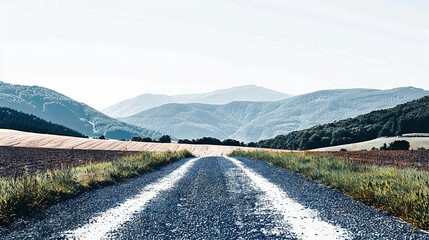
xmin=159 ymin=135 xmax=172 ymax=143
xmin=131 ymin=136 xmax=153 ymax=142
xmin=222 ymin=139 xmax=243 ymax=146
xmin=388 ymin=140 xmax=410 ymax=150
xmin=380 ymin=140 xmax=410 ymax=150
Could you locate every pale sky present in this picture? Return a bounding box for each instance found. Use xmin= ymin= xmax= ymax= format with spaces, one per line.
xmin=1 ymin=0 xmax=428 ymax=110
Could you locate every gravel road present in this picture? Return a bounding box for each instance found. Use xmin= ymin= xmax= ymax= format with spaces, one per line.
xmin=1 ymin=157 xmax=428 ymax=239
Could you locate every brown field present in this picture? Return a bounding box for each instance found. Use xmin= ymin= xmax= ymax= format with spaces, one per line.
xmin=0 ymin=146 xmax=136 ymax=177
xmin=310 ymin=150 xmax=429 ymax=170
xmin=0 ymin=129 xmax=289 ymax=176
xmin=0 ymin=129 xmax=283 ymax=157
xmin=7 ymin=129 xmax=428 ymax=174
xmin=312 ymin=137 xmax=429 ymax=151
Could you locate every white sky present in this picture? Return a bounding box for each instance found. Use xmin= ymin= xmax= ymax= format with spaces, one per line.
xmin=1 ymin=0 xmax=428 ymax=110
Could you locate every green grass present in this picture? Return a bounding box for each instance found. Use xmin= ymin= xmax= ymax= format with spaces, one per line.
xmin=230 ymin=150 xmax=429 ymax=230
xmin=0 ymin=150 xmax=193 ymax=225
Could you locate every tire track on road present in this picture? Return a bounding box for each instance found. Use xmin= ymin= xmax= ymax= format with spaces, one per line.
xmin=3 ymin=156 xmax=428 ymax=239
xmin=109 ymin=157 xmax=298 ymax=239
xmin=62 ymin=157 xmax=201 ymax=240
xmin=226 ymin=157 xmax=351 ymax=240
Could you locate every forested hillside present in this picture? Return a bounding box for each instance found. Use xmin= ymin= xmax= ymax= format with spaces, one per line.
xmin=123 ymin=87 xmax=429 ymax=142
xmin=0 ymin=107 xmax=86 ymax=137
xmin=0 ymin=81 xmax=161 ymax=140
xmin=258 ymin=96 xmax=429 ymax=150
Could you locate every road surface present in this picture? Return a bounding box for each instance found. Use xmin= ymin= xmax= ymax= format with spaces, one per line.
xmin=1 ymin=157 xmax=428 ymax=239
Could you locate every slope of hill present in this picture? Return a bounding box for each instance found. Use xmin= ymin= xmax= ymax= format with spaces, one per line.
xmin=122 ymin=87 xmax=429 ymax=142
xmin=0 ymin=107 xmax=86 ymax=138
xmin=0 ymin=129 xmax=287 ymax=157
xmin=311 ymin=137 xmax=429 ymax=151
xmin=103 ymin=85 xmax=291 ymax=118
xmin=259 ymin=95 xmax=429 ymax=150
xmin=0 ymin=81 xmax=161 ymax=140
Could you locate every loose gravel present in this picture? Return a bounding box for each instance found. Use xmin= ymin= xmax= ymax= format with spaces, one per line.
xmin=0 ymin=156 xmax=428 ymax=240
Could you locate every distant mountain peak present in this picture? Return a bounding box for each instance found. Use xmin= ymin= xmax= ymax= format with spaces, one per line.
xmin=122 ymin=87 xmax=429 ymax=142
xmin=103 ymin=85 xmax=291 ymax=118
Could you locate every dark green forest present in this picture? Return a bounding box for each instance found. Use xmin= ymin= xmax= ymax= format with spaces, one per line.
xmin=258 ymin=95 xmax=429 ymax=150
xmin=178 ymin=137 xmax=245 ymax=147
xmin=131 ymin=135 xmax=172 ymax=143
xmin=0 ymin=107 xmax=86 ymax=138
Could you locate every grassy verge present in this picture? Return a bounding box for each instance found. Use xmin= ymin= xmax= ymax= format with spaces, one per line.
xmin=0 ymin=150 xmax=193 ymax=225
xmin=230 ymin=150 xmax=429 ymax=230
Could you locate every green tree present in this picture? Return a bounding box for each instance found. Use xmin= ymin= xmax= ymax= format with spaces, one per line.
xmin=159 ymin=135 xmax=172 ymax=143
xmin=388 ymin=140 xmax=410 ymax=150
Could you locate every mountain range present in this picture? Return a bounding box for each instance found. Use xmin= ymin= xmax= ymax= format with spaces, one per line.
xmin=102 ymin=85 xmax=291 ymax=118
xmin=1 ymin=81 xmax=428 ymax=144
xmin=121 ymin=87 xmax=429 ymax=142
xmin=0 ymin=81 xmax=161 ymax=140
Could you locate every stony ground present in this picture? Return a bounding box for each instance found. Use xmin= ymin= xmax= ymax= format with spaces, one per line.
xmin=1 ymin=156 xmax=428 ymax=239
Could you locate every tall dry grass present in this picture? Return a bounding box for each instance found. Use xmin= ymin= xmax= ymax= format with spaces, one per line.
xmin=0 ymin=150 xmax=193 ymax=225
xmin=230 ymin=150 xmax=429 ymax=230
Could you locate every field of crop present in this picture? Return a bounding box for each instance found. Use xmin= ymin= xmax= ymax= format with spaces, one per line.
xmin=310 ymin=150 xmax=429 ymax=170
xmin=0 ymin=150 xmax=193 ymax=225
xmin=0 ymin=146 xmax=138 ymax=177
xmin=313 ymin=137 xmax=429 ymax=151
xmin=230 ymin=150 xmax=429 ymax=230
xmin=0 ymin=129 xmax=246 ymax=157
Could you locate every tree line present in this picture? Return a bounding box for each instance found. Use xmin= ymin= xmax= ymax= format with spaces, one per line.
xmin=131 ymin=135 xmax=172 ymax=143
xmin=178 ymin=137 xmax=247 ymax=146
xmin=131 ymin=135 xmax=257 ymax=147
xmin=257 ymin=96 xmax=429 ymax=150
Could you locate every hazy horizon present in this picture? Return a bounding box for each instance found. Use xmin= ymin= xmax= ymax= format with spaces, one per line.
xmin=1 ymin=0 xmax=428 ymax=109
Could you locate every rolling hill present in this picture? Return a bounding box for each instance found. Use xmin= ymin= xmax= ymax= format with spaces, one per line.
xmin=0 ymin=129 xmax=286 ymax=157
xmin=122 ymin=87 xmax=429 ymax=142
xmin=311 ymin=137 xmax=429 ymax=151
xmin=0 ymin=107 xmax=86 ymax=138
xmin=102 ymin=85 xmax=291 ymax=118
xmin=259 ymin=95 xmax=429 ymax=150
xmin=0 ymin=81 xmax=162 ymax=140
